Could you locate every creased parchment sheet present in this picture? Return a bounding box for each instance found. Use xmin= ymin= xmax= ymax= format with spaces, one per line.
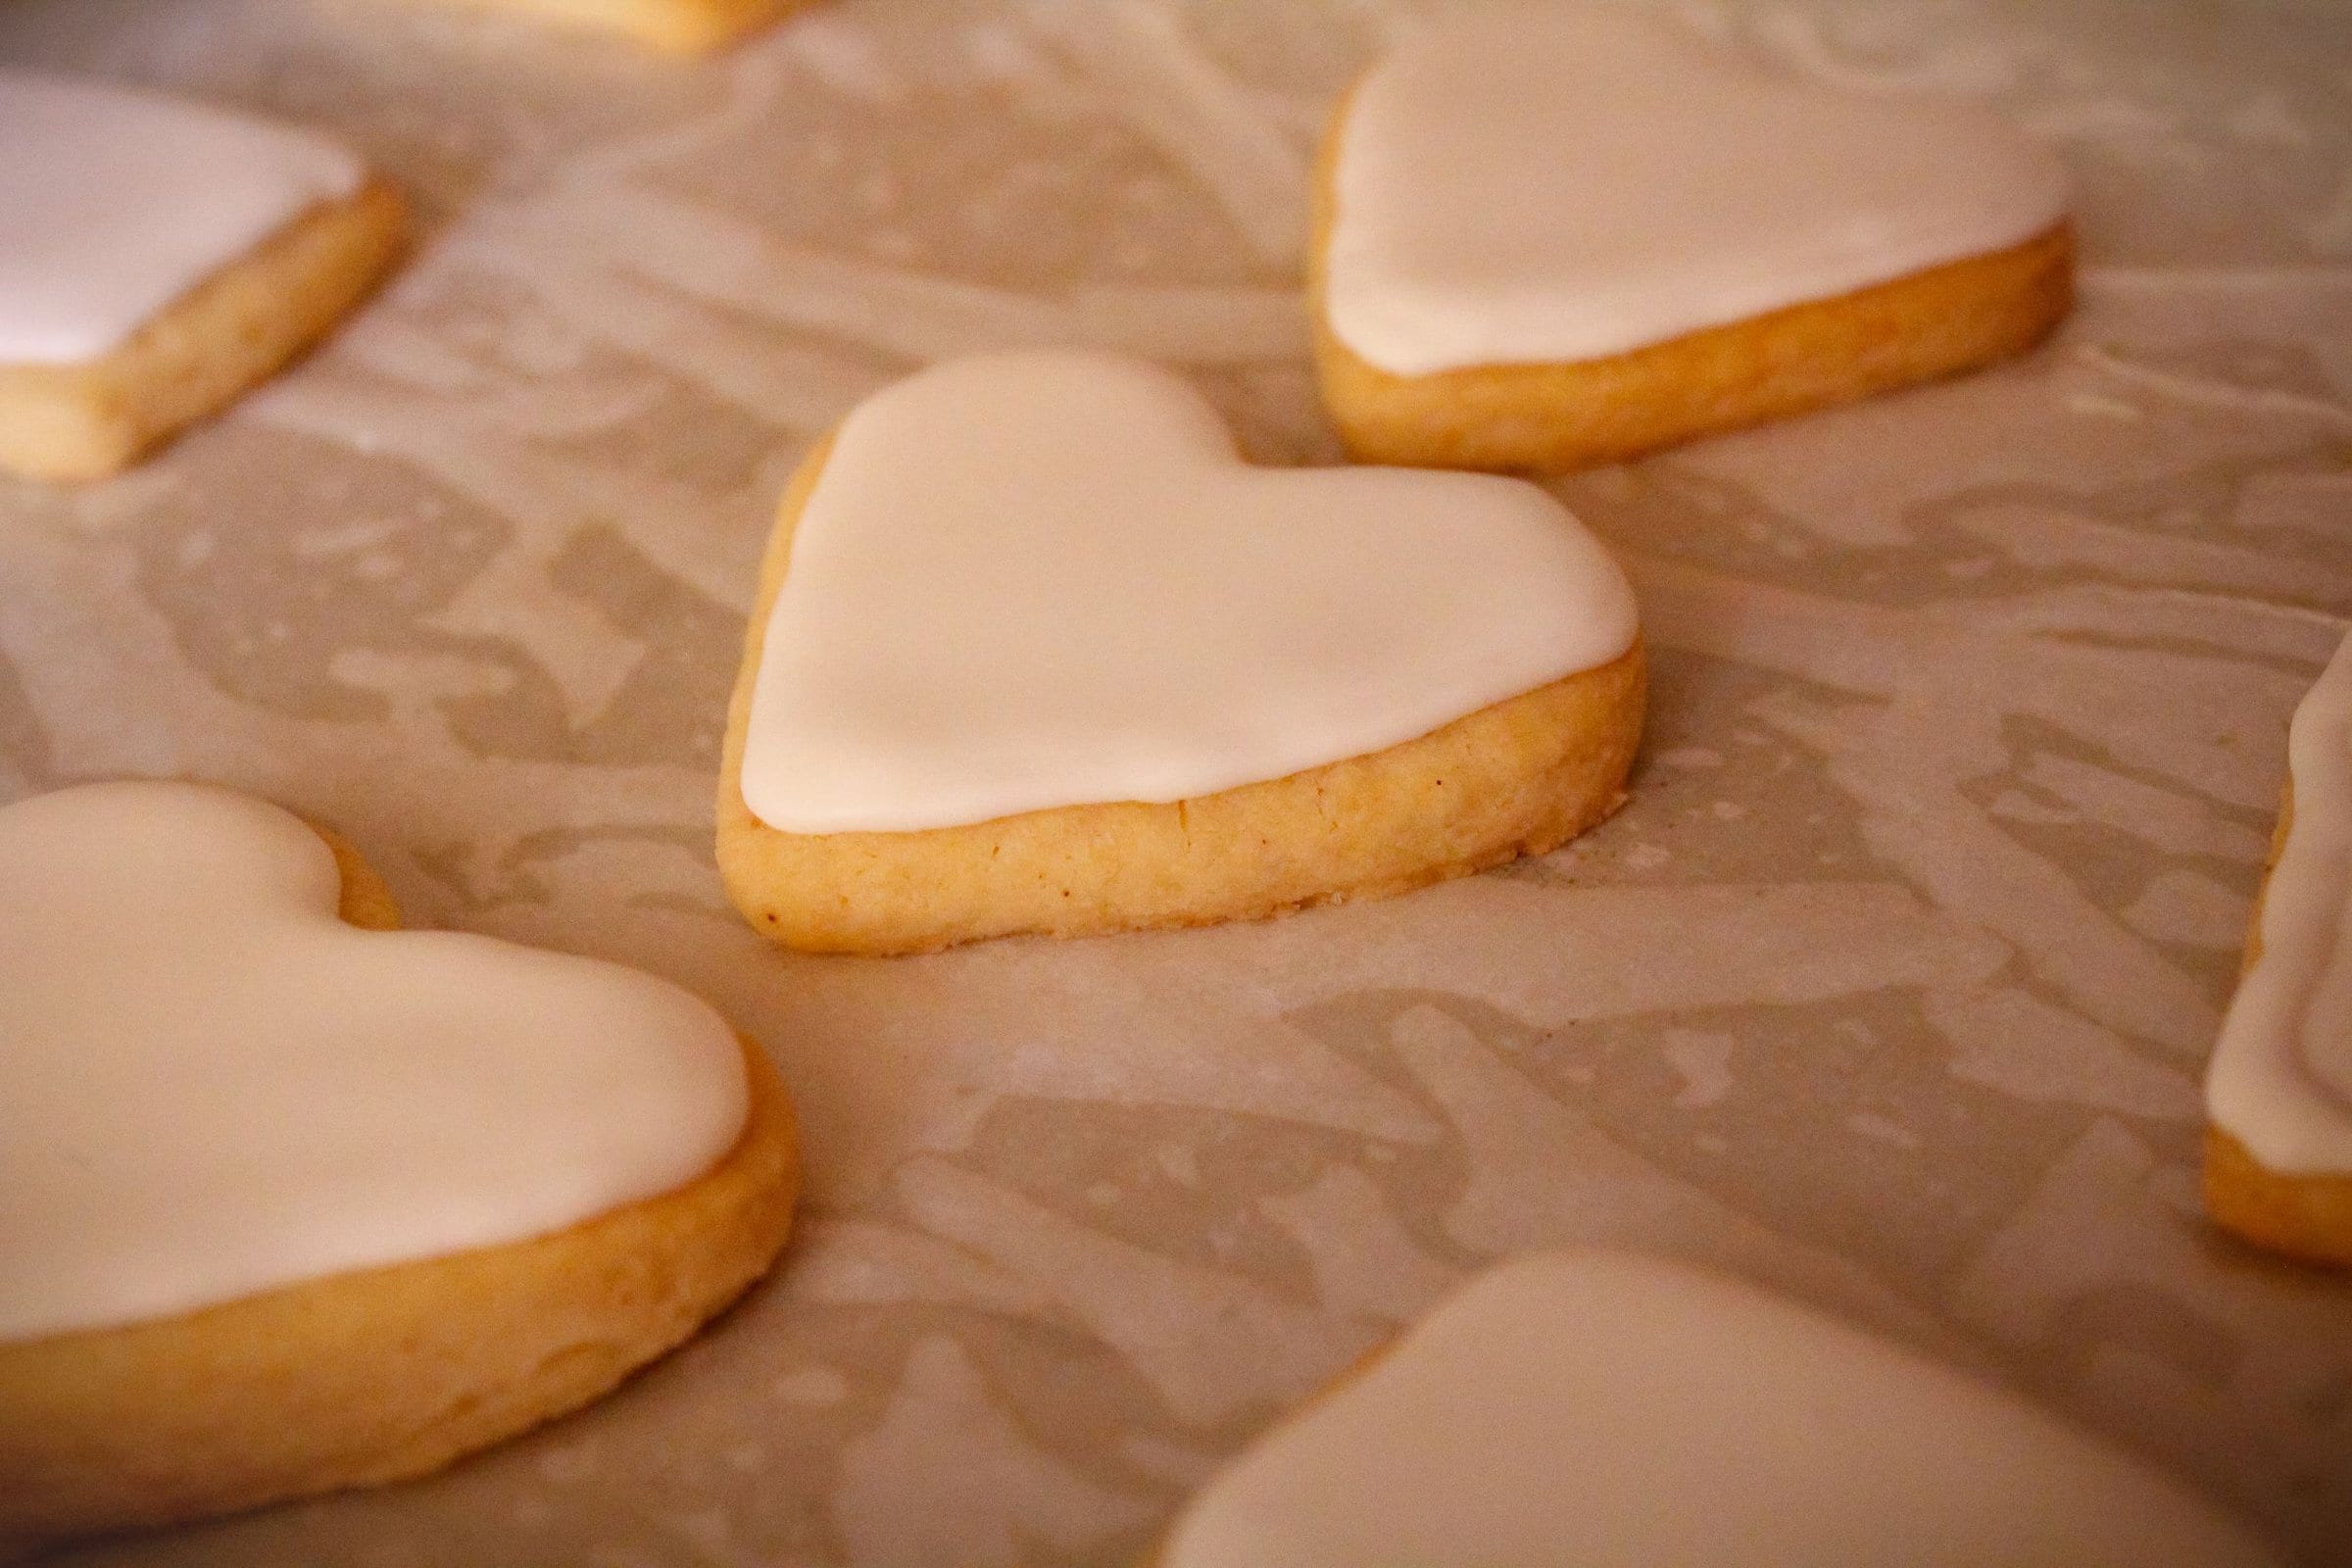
xmin=1 ymin=0 xmax=2349 ymax=1562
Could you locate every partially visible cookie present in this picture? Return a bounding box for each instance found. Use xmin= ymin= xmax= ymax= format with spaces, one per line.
xmin=0 ymin=782 xmax=799 ymax=1546
xmin=1154 ymin=1251 xmax=2280 ymax=1568
xmin=0 ymin=74 xmax=406 ymax=482
xmin=411 ymin=0 xmax=808 ymax=53
xmin=717 ymin=351 xmax=1644 ymax=956
xmin=1311 ymin=11 xmax=2073 ymax=472
xmin=2207 ymin=631 xmax=2352 ymax=1267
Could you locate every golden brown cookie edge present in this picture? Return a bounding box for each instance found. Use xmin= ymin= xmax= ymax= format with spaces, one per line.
xmin=715 ymin=434 xmax=1645 ymax=955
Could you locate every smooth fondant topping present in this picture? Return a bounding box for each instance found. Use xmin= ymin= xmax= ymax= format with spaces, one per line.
xmin=1325 ymin=10 xmax=2071 ymax=375
xmin=1164 ymin=1251 xmax=2278 ymax=1568
xmin=740 ymin=351 xmax=1639 ymax=835
xmin=0 ymin=72 xmax=366 ymax=366
xmin=0 ymin=782 xmax=749 ymax=1344
xmin=2209 ymin=630 xmax=2352 ymax=1171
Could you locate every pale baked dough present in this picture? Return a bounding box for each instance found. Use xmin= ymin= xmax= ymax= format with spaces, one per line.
xmin=2206 ymin=788 xmax=2352 ymax=1267
xmin=0 ymin=824 xmax=800 ymax=1548
xmin=0 ymin=178 xmax=407 ymax=483
xmin=410 ymin=0 xmax=808 ymax=53
xmin=1309 ymin=96 xmax=2076 ymax=473
xmin=717 ymin=436 xmax=1647 ymax=956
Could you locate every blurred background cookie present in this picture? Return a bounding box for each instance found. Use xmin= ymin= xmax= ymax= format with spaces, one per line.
xmin=1157 ymin=1250 xmax=2279 ymax=1567
xmin=2208 ymin=631 xmax=2352 ymax=1267
xmin=0 ymin=74 xmax=405 ymax=482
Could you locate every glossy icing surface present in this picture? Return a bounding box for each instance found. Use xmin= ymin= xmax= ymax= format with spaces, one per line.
xmin=2209 ymin=631 xmax=2352 ymax=1171
xmin=1163 ymin=1251 xmax=2278 ymax=1568
xmin=1324 ymin=9 xmax=2071 ymax=374
xmin=739 ymin=351 xmax=1640 ymax=834
xmin=0 ymin=782 xmax=749 ymax=1344
xmin=0 ymin=71 xmax=365 ymax=365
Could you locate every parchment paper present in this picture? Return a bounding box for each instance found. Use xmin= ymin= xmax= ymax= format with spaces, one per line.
xmin=3 ymin=0 xmax=2350 ymax=1562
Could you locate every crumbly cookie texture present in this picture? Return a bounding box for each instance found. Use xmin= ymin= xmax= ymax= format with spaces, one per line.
xmin=2206 ymin=789 xmax=2352 ymax=1267
xmin=0 ymin=179 xmax=406 ymax=482
xmin=416 ymin=0 xmax=808 ymax=52
xmin=717 ymin=433 xmax=1646 ymax=956
xmin=0 ymin=822 xmax=799 ymax=1548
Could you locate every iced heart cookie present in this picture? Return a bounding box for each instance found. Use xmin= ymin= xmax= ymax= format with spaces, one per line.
xmin=717 ymin=350 xmax=1644 ymax=956
xmin=0 ymin=73 xmax=406 ymax=482
xmin=2207 ymin=631 xmax=2352 ymax=1267
xmin=0 ymin=782 xmax=799 ymax=1545
xmin=410 ymin=0 xmax=809 ymax=53
xmin=1155 ymin=1251 xmax=2279 ymax=1568
xmin=1311 ymin=10 xmax=2074 ymax=472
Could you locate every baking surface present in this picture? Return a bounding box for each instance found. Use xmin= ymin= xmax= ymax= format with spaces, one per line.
xmin=2 ymin=0 xmax=2349 ymax=1562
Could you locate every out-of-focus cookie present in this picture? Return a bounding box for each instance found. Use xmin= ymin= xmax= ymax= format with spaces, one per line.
xmin=717 ymin=350 xmax=1644 ymax=956
xmin=1154 ymin=1251 xmax=2280 ymax=1568
xmin=0 ymin=782 xmax=799 ymax=1546
xmin=2207 ymin=631 xmax=2352 ymax=1266
xmin=411 ymin=0 xmax=808 ymax=53
xmin=0 ymin=74 xmax=406 ymax=482
xmin=1311 ymin=10 xmax=2073 ymax=472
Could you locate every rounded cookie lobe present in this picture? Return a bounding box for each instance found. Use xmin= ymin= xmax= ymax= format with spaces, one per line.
xmin=0 ymin=780 xmax=750 ymax=1344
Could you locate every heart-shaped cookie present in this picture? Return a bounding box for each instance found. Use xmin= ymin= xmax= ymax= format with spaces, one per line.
xmin=718 ymin=350 xmax=1642 ymax=954
xmin=1312 ymin=9 xmax=2073 ymax=469
xmin=0 ymin=781 xmax=797 ymax=1543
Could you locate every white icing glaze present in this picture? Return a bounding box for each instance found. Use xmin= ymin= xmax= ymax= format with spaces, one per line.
xmin=1325 ymin=9 xmax=2071 ymax=375
xmin=0 ymin=782 xmax=749 ymax=1344
xmin=0 ymin=72 xmax=365 ymax=366
xmin=1164 ymin=1251 xmax=2278 ymax=1568
xmin=2208 ymin=629 xmax=2352 ymax=1171
xmin=740 ymin=351 xmax=1639 ymax=835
